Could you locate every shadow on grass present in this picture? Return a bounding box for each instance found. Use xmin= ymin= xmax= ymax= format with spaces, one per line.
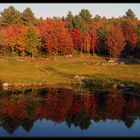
xmin=120 ymin=58 xmax=140 ymax=65
xmin=44 ymin=67 xmax=74 ymax=79
xmin=81 ymin=77 xmax=140 ymax=94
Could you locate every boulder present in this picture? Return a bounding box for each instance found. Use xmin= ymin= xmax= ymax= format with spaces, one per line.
xmin=112 ymin=84 xmax=117 ymax=89
xmin=75 ymin=75 xmax=79 ymax=78
xmin=119 ymin=83 xmax=126 ymax=88
xmin=3 ymin=83 xmax=9 ymax=87
xmin=108 ymin=59 xmax=116 ymax=63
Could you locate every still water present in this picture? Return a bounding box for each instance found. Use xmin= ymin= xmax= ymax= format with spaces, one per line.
xmin=0 ymin=87 xmax=140 ymax=137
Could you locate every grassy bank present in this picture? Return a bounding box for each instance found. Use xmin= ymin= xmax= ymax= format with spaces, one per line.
xmin=0 ymin=55 xmax=140 ymax=91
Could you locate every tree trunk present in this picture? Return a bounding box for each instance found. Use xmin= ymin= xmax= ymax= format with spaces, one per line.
xmin=133 ymin=48 xmax=135 ymax=58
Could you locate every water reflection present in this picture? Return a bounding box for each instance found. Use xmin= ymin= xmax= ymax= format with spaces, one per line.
xmin=0 ymin=87 xmax=140 ymax=135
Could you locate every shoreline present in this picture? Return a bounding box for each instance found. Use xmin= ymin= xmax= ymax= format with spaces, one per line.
xmin=1 ymin=77 xmax=140 ymax=94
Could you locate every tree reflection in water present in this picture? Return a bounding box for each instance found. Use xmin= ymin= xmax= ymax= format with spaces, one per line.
xmin=0 ymin=87 xmax=140 ymax=133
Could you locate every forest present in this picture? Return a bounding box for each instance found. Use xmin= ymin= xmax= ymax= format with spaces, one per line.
xmin=0 ymin=6 xmax=140 ymax=61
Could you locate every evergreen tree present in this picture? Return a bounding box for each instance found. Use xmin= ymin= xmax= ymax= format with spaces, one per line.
xmin=0 ymin=5 xmax=22 ymax=27
xmin=66 ymin=11 xmax=75 ymax=31
xmin=73 ymin=15 xmax=87 ymax=33
xmin=26 ymin=25 xmax=41 ymax=59
xmin=79 ymin=9 xmax=92 ymax=24
xmin=94 ymin=14 xmax=101 ymax=22
xmin=39 ymin=16 xmax=43 ymax=21
xmin=125 ymin=9 xmax=137 ymax=20
xmin=21 ymin=7 xmax=38 ymax=26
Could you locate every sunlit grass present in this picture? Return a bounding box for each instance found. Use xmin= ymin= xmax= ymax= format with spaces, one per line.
xmin=0 ymin=55 xmax=140 ymax=86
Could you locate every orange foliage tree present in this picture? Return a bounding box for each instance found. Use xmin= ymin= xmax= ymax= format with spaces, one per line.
xmin=3 ymin=24 xmax=28 ymax=56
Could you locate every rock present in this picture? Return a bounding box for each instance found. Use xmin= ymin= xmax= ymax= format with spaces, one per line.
xmin=119 ymin=83 xmax=126 ymax=88
xmin=108 ymin=59 xmax=116 ymax=63
xmin=3 ymin=83 xmax=9 ymax=87
xmin=75 ymin=75 xmax=79 ymax=78
xmin=38 ymin=83 xmax=42 ymax=86
xmin=112 ymin=84 xmax=117 ymax=89
xmin=108 ymin=62 xmax=117 ymax=65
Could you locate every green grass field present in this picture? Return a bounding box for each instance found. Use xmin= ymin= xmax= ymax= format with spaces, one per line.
xmin=0 ymin=55 xmax=140 ymax=89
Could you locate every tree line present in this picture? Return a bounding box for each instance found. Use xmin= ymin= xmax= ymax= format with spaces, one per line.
xmin=0 ymin=6 xmax=140 ymax=60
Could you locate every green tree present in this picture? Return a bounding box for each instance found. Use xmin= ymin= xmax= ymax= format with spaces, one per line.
xmin=39 ymin=16 xmax=43 ymax=21
xmin=79 ymin=9 xmax=92 ymax=24
xmin=21 ymin=7 xmax=38 ymax=26
xmin=73 ymin=9 xmax=92 ymax=34
xmin=66 ymin=11 xmax=75 ymax=31
xmin=125 ymin=9 xmax=137 ymax=20
xmin=26 ymin=25 xmax=41 ymax=60
xmin=94 ymin=14 xmax=101 ymax=22
xmin=73 ymin=15 xmax=87 ymax=33
xmin=0 ymin=5 xmax=22 ymax=27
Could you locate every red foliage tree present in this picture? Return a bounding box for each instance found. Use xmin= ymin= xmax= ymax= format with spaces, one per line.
xmin=71 ymin=28 xmax=82 ymax=52
xmin=106 ymin=25 xmax=126 ymax=60
xmin=124 ymin=26 xmax=138 ymax=56
xmin=83 ymin=32 xmax=91 ymax=53
xmin=37 ymin=19 xmax=73 ymax=56
xmin=90 ymin=29 xmax=98 ymax=54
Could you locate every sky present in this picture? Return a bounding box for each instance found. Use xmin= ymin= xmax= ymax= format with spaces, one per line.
xmin=0 ymin=3 xmax=140 ymax=19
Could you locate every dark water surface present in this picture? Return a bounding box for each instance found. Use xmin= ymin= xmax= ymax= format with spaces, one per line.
xmin=0 ymin=87 xmax=140 ymax=137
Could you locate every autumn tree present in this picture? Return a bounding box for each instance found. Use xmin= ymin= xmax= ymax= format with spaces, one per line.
xmin=0 ymin=29 xmax=8 ymax=56
xmin=83 ymin=32 xmax=91 ymax=54
xmin=37 ymin=19 xmax=73 ymax=56
xmin=4 ymin=24 xmax=27 ymax=56
xmin=71 ymin=28 xmax=82 ymax=52
xmin=90 ymin=29 xmax=98 ymax=55
xmin=106 ymin=25 xmax=126 ymax=61
xmin=123 ymin=25 xmax=138 ymax=57
xmin=52 ymin=19 xmax=73 ymax=55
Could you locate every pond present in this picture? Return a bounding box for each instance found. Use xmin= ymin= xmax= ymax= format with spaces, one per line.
xmin=0 ymin=87 xmax=140 ymax=137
